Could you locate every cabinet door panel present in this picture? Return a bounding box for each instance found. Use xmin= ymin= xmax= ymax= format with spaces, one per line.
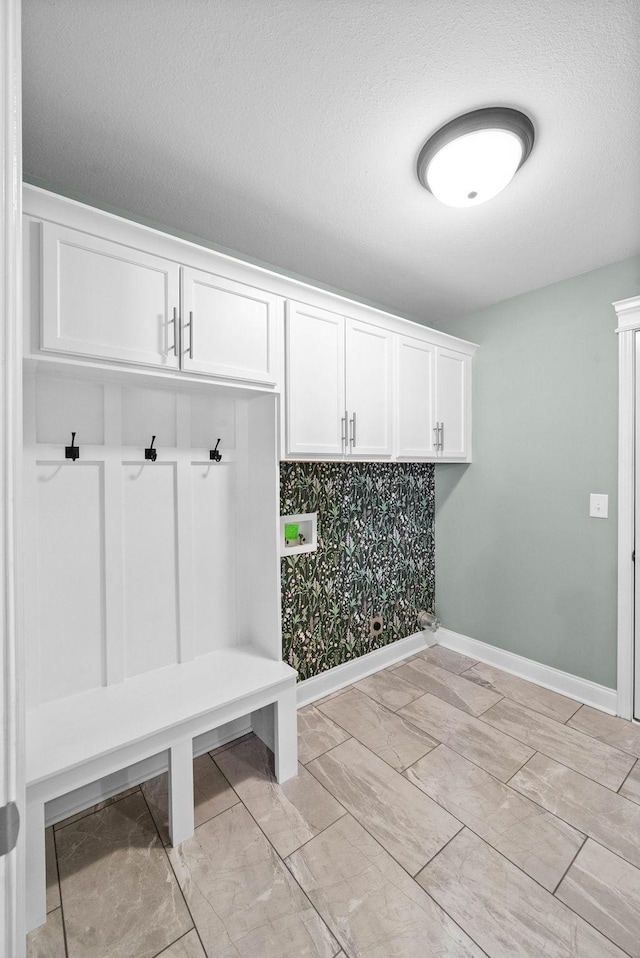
xmin=436 ymin=347 xmax=470 ymax=458
xmin=345 ymin=320 xmax=393 ymax=457
xmin=182 ymin=268 xmax=278 ymax=384
xmin=41 ymin=222 xmax=180 ymax=367
xmin=397 ymin=336 xmax=436 ymax=458
xmin=285 ymin=301 xmax=345 ymax=456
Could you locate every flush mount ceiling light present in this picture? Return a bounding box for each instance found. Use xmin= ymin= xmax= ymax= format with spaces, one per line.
xmin=417 ymin=107 xmax=535 ymax=208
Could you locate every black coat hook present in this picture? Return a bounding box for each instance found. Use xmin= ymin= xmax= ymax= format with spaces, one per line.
xmin=65 ymin=432 xmax=79 ymax=461
xmin=210 ymin=438 xmax=222 ymax=462
xmin=145 ymin=436 xmax=157 ymax=462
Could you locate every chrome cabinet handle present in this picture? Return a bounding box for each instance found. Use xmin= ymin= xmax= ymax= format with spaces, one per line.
xmin=350 ymin=411 xmax=357 ymax=447
xmin=169 ymin=307 xmax=178 ymax=356
xmin=341 ymin=410 xmax=348 ymax=449
xmin=433 ymin=424 xmax=439 ymax=450
xmin=183 ymin=310 xmax=193 ymax=358
xmin=439 ymin=421 xmax=444 ymax=451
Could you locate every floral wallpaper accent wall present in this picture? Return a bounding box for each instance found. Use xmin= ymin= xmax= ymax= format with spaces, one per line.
xmin=280 ymin=461 xmax=435 ymax=681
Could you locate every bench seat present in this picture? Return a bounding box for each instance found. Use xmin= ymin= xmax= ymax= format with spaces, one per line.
xmin=26 ymin=645 xmax=298 ymax=932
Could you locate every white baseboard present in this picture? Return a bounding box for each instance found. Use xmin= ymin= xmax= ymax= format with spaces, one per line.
xmin=437 ymin=627 xmax=618 ymax=715
xmin=296 ymin=631 xmax=434 ymax=707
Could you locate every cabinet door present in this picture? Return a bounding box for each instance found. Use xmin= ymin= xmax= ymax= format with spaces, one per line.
xmin=436 ymin=346 xmax=471 ymax=459
xmin=285 ymin=301 xmax=345 ymax=456
xmin=397 ymin=336 xmax=437 ymax=458
xmin=41 ymin=222 xmax=180 ymax=368
xmin=345 ymin=319 xmax=393 ymax=457
xmin=181 ymin=268 xmax=278 ymax=385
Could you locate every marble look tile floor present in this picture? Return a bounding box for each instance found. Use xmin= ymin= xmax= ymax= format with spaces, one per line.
xmin=28 ymin=646 xmax=640 ymax=958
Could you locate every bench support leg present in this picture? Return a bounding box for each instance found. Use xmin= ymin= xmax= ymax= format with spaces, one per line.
xmin=274 ymin=687 xmax=298 ymax=783
xmin=25 ymin=798 xmax=46 ymax=933
xmin=168 ymin=739 xmax=194 ymax=846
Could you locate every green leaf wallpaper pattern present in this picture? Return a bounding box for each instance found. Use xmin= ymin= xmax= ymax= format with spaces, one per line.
xmin=280 ymin=461 xmax=435 ymax=681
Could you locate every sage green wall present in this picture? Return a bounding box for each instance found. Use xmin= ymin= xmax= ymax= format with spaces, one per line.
xmin=435 ymin=256 xmax=640 ymax=689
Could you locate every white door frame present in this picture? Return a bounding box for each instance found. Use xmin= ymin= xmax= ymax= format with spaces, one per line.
xmin=1 ymin=0 xmax=23 ymax=954
xmin=615 ymin=295 xmax=640 ymax=721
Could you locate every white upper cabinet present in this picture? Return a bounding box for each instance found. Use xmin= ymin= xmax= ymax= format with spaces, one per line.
xmin=181 ymin=267 xmax=278 ymax=385
xmin=285 ymin=301 xmax=345 ymax=456
xmin=396 ymin=335 xmax=437 ymax=458
xmin=396 ymin=337 xmax=471 ymax=461
xmin=42 ymin=222 xmax=181 ymax=368
xmin=345 ymin=319 xmax=393 ymax=457
xmin=26 ymin=187 xmax=476 ymax=460
xmin=435 ymin=346 xmax=471 ymax=459
xmin=285 ymin=304 xmax=393 ymax=459
xmin=37 ymin=218 xmax=279 ymax=388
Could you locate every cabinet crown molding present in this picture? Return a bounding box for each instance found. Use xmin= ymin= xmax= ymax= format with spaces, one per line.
xmin=23 ymin=183 xmax=477 ymax=355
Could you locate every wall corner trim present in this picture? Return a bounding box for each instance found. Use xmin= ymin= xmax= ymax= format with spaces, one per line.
xmin=296 ymin=631 xmax=434 ymax=707
xmin=437 ymin=628 xmax=618 ymax=715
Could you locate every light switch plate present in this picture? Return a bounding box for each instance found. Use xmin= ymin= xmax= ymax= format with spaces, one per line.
xmin=589 ymin=493 xmax=608 ymax=518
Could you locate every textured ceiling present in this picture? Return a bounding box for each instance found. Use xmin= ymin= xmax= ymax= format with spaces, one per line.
xmin=22 ymin=0 xmax=640 ymax=326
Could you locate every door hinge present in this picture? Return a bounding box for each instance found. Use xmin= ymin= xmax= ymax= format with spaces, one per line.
xmin=0 ymin=802 xmax=20 ymax=857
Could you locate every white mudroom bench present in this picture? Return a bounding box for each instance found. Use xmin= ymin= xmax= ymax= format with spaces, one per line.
xmin=25 ymin=647 xmax=297 ymax=932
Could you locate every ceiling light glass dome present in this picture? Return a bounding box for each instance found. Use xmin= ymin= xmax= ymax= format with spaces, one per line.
xmin=417 ymin=107 xmax=535 ymax=208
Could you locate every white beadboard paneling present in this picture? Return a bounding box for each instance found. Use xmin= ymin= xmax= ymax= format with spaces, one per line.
xmin=191 ymin=462 xmax=238 ymax=656
xmin=35 ymin=376 xmax=104 ymax=446
xmin=36 ymin=461 xmax=105 ymax=702
xmin=122 ymin=461 xmax=179 ymax=677
xmin=190 ymin=392 xmax=236 ymax=451
xmin=121 ymin=385 xmax=177 ymax=449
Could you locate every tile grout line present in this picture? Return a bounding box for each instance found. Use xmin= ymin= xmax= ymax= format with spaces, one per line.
xmin=285 ymin=804 xmax=489 ymax=958
xmin=564 ymin=715 xmax=640 ymax=763
xmin=231 ymin=789 xmax=347 ymax=955
xmin=300 ymin=735 xmax=355 ymax=767
xmin=302 ymin=706 xmax=640 ymax=924
xmin=314 ymin=695 xmax=439 ymax=770
xmin=551 ymin=835 xmax=639 ymax=958
xmin=400 ymin=740 xmax=521 ymax=788
xmin=138 ymin=785 xmax=209 ymax=958
xmin=472 ymin=699 xmax=635 ymax=791
xmin=562 ymin=702 xmax=585 ymax=725
xmin=42 ymin=660 xmax=636 ymax=958
xmin=474 ymin=693 xmax=505 ymax=717
xmin=395 ymin=702 xmax=536 ymax=784
xmin=617 ymin=757 xmax=638 ymax=794
xmin=394 ymin=660 xmax=508 ymax=716
xmin=142 ymin=752 xmax=345 ymax=958
xmin=424 ymin=825 xmax=636 ymax=958
xmin=51 ymin=828 xmax=70 ymax=958
xmin=303 ymin=750 xmax=466 ymax=883
xmin=434 ymin=657 xmax=587 ymax=725
xmin=153 ymin=928 xmax=199 ymax=957
xmin=504 ymin=751 xmax=640 ymax=873
xmin=551 ymin=834 xmax=588 ymax=895
xmin=205 ymin=742 xmax=351 ymax=953
xmin=343 ymin=683 xmax=640 ymax=958
xmin=350 ymin=676 xmax=426 ymax=712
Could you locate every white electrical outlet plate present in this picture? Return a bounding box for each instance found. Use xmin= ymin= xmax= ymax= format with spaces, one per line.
xmin=589 ymin=493 xmax=608 ymax=518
